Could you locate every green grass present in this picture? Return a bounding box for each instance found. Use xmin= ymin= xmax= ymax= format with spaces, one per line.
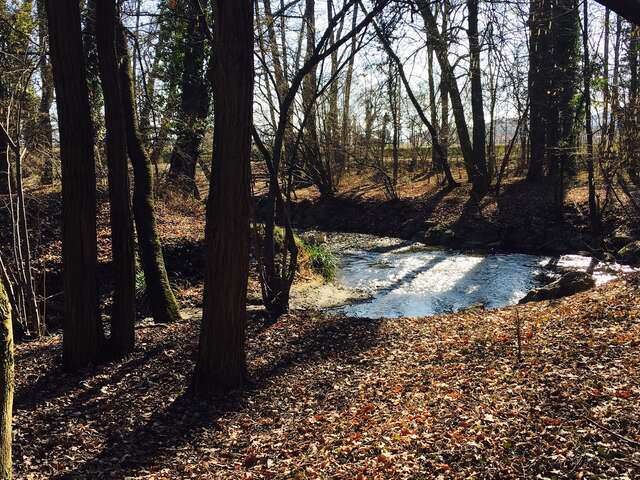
xmin=135 ymin=265 xmax=146 ymax=300
xmin=303 ymin=241 xmax=337 ymax=281
xmin=255 ymin=225 xmax=338 ymax=282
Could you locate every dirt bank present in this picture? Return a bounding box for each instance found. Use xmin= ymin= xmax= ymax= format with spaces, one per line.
xmin=260 ymin=178 xmax=637 ymax=258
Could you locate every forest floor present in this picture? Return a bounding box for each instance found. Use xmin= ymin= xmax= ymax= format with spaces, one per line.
xmin=13 ymin=275 xmax=640 ymax=479
xmin=4 ymin=169 xmax=640 ymax=478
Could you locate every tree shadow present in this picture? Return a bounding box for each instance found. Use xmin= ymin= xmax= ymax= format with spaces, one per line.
xmin=21 ymin=314 xmax=383 ymax=478
xmin=419 ymin=183 xmax=459 ymax=222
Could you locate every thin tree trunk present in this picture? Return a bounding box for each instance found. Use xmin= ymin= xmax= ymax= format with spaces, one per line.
xmin=339 ymin=2 xmax=358 ymax=177
xmin=0 ymin=80 xmax=10 ymax=194
xmin=0 ymin=279 xmax=12 ymax=480
xmin=601 ymin=8 xmax=611 ymax=153
xmin=37 ymin=0 xmax=55 ymax=185
xmin=193 ymin=0 xmax=253 ymax=396
xmin=116 ymin=24 xmax=181 ymax=325
xmin=609 ymin=14 xmax=622 ymax=147
xmin=583 ymin=0 xmax=600 ymax=235
xmin=417 ymin=0 xmax=483 ymax=194
xmin=96 ymin=0 xmax=136 ymax=356
xmin=46 ymin=0 xmax=101 ymax=370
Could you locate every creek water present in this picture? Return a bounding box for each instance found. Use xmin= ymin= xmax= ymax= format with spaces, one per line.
xmin=323 ymin=233 xmax=635 ymax=319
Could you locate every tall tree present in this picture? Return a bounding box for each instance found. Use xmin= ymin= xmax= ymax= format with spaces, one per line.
xmin=46 ymin=0 xmax=101 ymax=370
xmin=36 ymin=0 xmax=54 ymax=185
xmin=0 ymin=4 xmax=11 ymax=195
xmin=582 ymin=0 xmax=600 ymax=235
xmin=166 ymin=0 xmax=210 ymax=197
xmin=0 ymin=277 xmax=13 ymax=480
xmin=96 ymin=0 xmax=136 ymax=356
xmin=527 ymin=0 xmax=550 ymax=181
xmin=416 ymin=0 xmax=488 ymax=195
xmin=301 ymin=0 xmax=332 ymax=196
xmin=467 ymin=0 xmax=488 ymax=192
xmin=116 ymin=23 xmax=181 ymax=325
xmin=193 ymin=0 xmax=254 ymax=395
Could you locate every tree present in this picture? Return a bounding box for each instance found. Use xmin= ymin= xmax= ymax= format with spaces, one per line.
xmin=582 ymin=0 xmax=600 ymax=236
xmin=46 ymin=0 xmax=102 ymax=370
xmin=36 ymin=0 xmax=55 ymax=185
xmin=0 ymin=276 xmax=13 ymax=479
xmin=166 ymin=0 xmax=211 ymax=197
xmin=193 ymin=0 xmax=254 ymax=395
xmin=116 ymin=23 xmax=181 ymax=325
xmin=467 ymin=0 xmax=488 ymax=193
xmin=96 ymin=0 xmax=136 ymax=356
xmin=527 ymin=0 xmax=551 ymax=181
xmin=416 ymin=0 xmax=488 ymax=195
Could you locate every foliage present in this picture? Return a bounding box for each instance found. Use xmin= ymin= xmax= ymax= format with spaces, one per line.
xmin=134 ymin=263 xmax=146 ymax=301
xmin=302 ymin=241 xmax=337 ymax=281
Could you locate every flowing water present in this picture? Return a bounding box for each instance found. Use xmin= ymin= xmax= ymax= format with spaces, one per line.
xmin=322 ymin=233 xmax=635 ymax=319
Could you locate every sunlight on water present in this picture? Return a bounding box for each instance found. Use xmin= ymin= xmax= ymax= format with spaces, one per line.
xmin=325 ymin=233 xmax=633 ymax=319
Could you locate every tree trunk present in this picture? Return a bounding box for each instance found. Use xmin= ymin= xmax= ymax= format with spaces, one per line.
xmin=116 ymin=24 xmax=181 ymax=325
xmin=0 ymin=279 xmax=12 ymax=480
xmin=167 ymin=0 xmax=210 ymax=198
xmin=527 ymin=0 xmax=549 ymax=181
xmin=417 ymin=0 xmax=484 ymax=194
xmin=301 ymin=0 xmax=332 ymax=196
xmin=467 ymin=0 xmax=489 ymax=193
xmin=46 ymin=0 xmax=101 ymax=370
xmin=0 ymin=78 xmax=10 ymax=195
xmin=0 ymin=136 xmax=8 ymax=195
xmin=582 ymin=0 xmax=600 ymax=236
xmin=609 ymin=14 xmax=622 ymax=147
xmin=37 ymin=0 xmax=55 ymax=185
xmin=339 ymin=3 xmax=358 ymax=177
xmin=193 ymin=0 xmax=253 ymax=396
xmin=96 ymin=0 xmax=136 ymax=356
xmin=628 ymin=26 xmax=640 ymax=185
xmin=82 ymin=0 xmax=106 ymax=178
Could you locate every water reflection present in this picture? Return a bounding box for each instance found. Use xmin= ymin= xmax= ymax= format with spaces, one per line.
xmin=324 ymin=233 xmax=634 ymax=319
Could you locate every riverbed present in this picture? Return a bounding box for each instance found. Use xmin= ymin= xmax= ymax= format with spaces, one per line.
xmin=292 ymin=233 xmax=635 ymax=318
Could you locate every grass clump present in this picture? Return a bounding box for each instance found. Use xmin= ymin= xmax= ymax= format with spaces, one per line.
xmin=303 ymin=241 xmax=337 ymax=281
xmin=255 ymin=225 xmax=337 ymax=282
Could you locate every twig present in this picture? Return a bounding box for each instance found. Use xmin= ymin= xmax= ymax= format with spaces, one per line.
xmin=580 ymin=414 xmax=640 ymax=447
xmin=613 ymin=458 xmax=640 ymax=468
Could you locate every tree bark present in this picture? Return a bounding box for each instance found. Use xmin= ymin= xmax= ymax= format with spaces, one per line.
xmin=36 ymin=0 xmax=55 ymax=185
xmin=96 ymin=0 xmax=136 ymax=356
xmin=46 ymin=0 xmax=101 ymax=370
xmin=167 ymin=0 xmax=210 ymax=198
xmin=0 ymin=137 xmax=8 ymax=195
xmin=116 ymin=24 xmax=181 ymax=325
xmin=0 ymin=279 xmax=12 ymax=480
xmin=467 ymin=0 xmax=488 ymax=193
xmin=193 ymin=0 xmax=253 ymax=395
xmin=417 ymin=0 xmax=485 ymax=194
xmin=527 ymin=0 xmax=549 ymax=181
xmin=582 ymin=0 xmax=600 ymax=236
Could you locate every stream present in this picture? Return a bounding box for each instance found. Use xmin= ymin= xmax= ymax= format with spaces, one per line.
xmin=308 ymin=233 xmax=636 ymax=319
